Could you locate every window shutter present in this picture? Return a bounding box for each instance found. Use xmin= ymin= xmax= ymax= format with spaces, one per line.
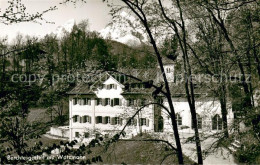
xmin=85 ymin=116 xmax=88 ymax=123
xmin=126 ymin=100 xmax=129 ymax=107
xmin=80 ymin=116 xmax=82 ymax=123
xmin=73 ymin=116 xmax=76 ymax=122
xmin=102 ymin=117 xmax=106 ymax=124
xmin=88 ymin=99 xmax=91 ymax=105
xmin=119 ymin=99 xmax=122 ymax=106
xmin=102 ymin=99 xmax=105 ymax=106
xmin=126 ymin=118 xmax=131 ymax=125
xmin=105 ymin=98 xmax=108 ymax=106
xmin=73 ymin=99 xmax=76 ymax=105
xmin=146 ymin=119 xmax=149 ymax=127
xmin=115 ymin=85 xmax=117 ymax=89
xmin=82 ymin=98 xmax=85 ymax=105
xmin=134 ymin=99 xmax=137 ymax=106
xmin=96 ymin=117 xmax=98 ymax=124
xmin=111 ymin=99 xmax=114 ymax=107
xmin=119 ymin=118 xmax=123 ymax=125
xmin=134 ymin=118 xmax=137 ymax=126
xmin=76 ymin=116 xmax=80 ymax=123
xmin=137 ymin=99 xmax=140 ymax=106
xmin=89 ymin=116 xmax=92 ymax=123
xmin=111 ymin=117 xmax=115 ymax=125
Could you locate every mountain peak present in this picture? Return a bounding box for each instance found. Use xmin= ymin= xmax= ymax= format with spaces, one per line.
xmin=99 ymin=12 xmax=147 ymax=46
xmin=55 ymin=19 xmax=76 ymax=38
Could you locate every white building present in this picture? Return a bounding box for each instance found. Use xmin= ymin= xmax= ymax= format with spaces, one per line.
xmin=66 ymin=63 xmax=234 ymax=143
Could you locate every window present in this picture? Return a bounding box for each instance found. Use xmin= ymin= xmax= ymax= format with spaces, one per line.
xmin=104 ymin=84 xmax=117 ymax=90
xmin=110 ymin=84 xmax=114 ymax=89
xmin=127 ymin=99 xmax=135 ymax=106
xmin=166 ymin=68 xmax=171 ymax=73
xmin=192 ymin=114 xmax=202 ymax=129
xmin=87 ymin=98 xmax=91 ymax=105
xmin=78 ymin=98 xmax=90 ymax=105
xmin=79 ymin=99 xmax=83 ymax=105
xmin=127 ymin=118 xmax=136 ymax=126
xmin=140 ymin=99 xmax=147 ymax=106
xmin=96 ymin=116 xmax=102 ymax=124
xmin=83 ymin=98 xmax=87 ymax=105
xmin=84 ymin=132 xmax=89 ymax=138
xmin=140 ymin=118 xmax=146 ymax=126
xmin=115 ymin=117 xmax=120 ymax=125
xmin=176 ymin=114 xmax=182 ymax=126
xmin=111 ymin=117 xmax=122 ymax=125
xmin=82 ymin=116 xmax=87 ymax=123
xmin=82 ymin=116 xmax=91 ymax=123
xmin=212 ymin=114 xmax=222 ymax=130
xmin=105 ymin=98 xmax=110 ymax=106
xmin=73 ymin=115 xmax=79 ymax=122
xmin=75 ymin=132 xmax=79 ymax=138
xmin=103 ymin=116 xmax=110 ymax=124
xmin=73 ymin=98 xmax=77 ymax=105
xmin=96 ymin=98 xmax=102 ymax=105
xmin=114 ymin=98 xmax=120 ymax=106
xmin=87 ymin=116 xmax=91 ymax=123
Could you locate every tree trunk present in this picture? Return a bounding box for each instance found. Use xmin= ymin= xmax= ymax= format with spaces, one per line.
xmin=175 ymin=0 xmax=203 ymax=163
xmin=219 ymin=83 xmax=229 ymax=138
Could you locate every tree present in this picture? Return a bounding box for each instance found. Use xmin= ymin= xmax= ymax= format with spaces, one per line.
xmin=102 ymin=0 xmax=187 ymax=163
xmin=0 ymin=0 xmax=56 ymax=24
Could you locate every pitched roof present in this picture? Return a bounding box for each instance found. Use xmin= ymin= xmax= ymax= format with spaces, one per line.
xmin=67 ymin=72 xmax=125 ymax=95
xmin=117 ymin=68 xmax=158 ymax=84
xmin=67 ymin=83 xmax=96 ymax=95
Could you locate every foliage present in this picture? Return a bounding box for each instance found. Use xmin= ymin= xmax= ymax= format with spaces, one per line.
xmin=0 ymin=0 xmax=56 ymax=24
xmin=234 ymin=130 xmax=260 ymax=164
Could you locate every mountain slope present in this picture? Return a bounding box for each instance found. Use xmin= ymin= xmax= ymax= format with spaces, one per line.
xmin=99 ymin=11 xmax=148 ymax=47
xmin=54 ymin=19 xmax=75 ymax=38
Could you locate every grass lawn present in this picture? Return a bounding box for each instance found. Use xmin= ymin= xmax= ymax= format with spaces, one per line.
xmin=27 ymin=135 xmax=66 ymax=148
xmin=85 ymin=135 xmax=195 ymax=164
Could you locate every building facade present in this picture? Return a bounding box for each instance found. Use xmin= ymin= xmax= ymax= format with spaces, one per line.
xmin=67 ymin=64 xmax=234 ymax=143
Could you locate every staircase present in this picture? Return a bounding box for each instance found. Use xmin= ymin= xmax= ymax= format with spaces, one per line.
xmin=228 ymin=139 xmax=241 ymax=153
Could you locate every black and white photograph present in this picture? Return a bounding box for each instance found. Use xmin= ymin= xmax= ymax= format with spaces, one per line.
xmin=0 ymin=0 xmax=259 ymax=164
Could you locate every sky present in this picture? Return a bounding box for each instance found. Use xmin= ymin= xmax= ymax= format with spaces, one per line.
xmin=0 ymin=0 xmax=123 ymax=43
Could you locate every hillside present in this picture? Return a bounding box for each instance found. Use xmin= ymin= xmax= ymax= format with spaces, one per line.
xmin=82 ymin=135 xmax=194 ymax=164
xmin=106 ymin=39 xmax=157 ymax=68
